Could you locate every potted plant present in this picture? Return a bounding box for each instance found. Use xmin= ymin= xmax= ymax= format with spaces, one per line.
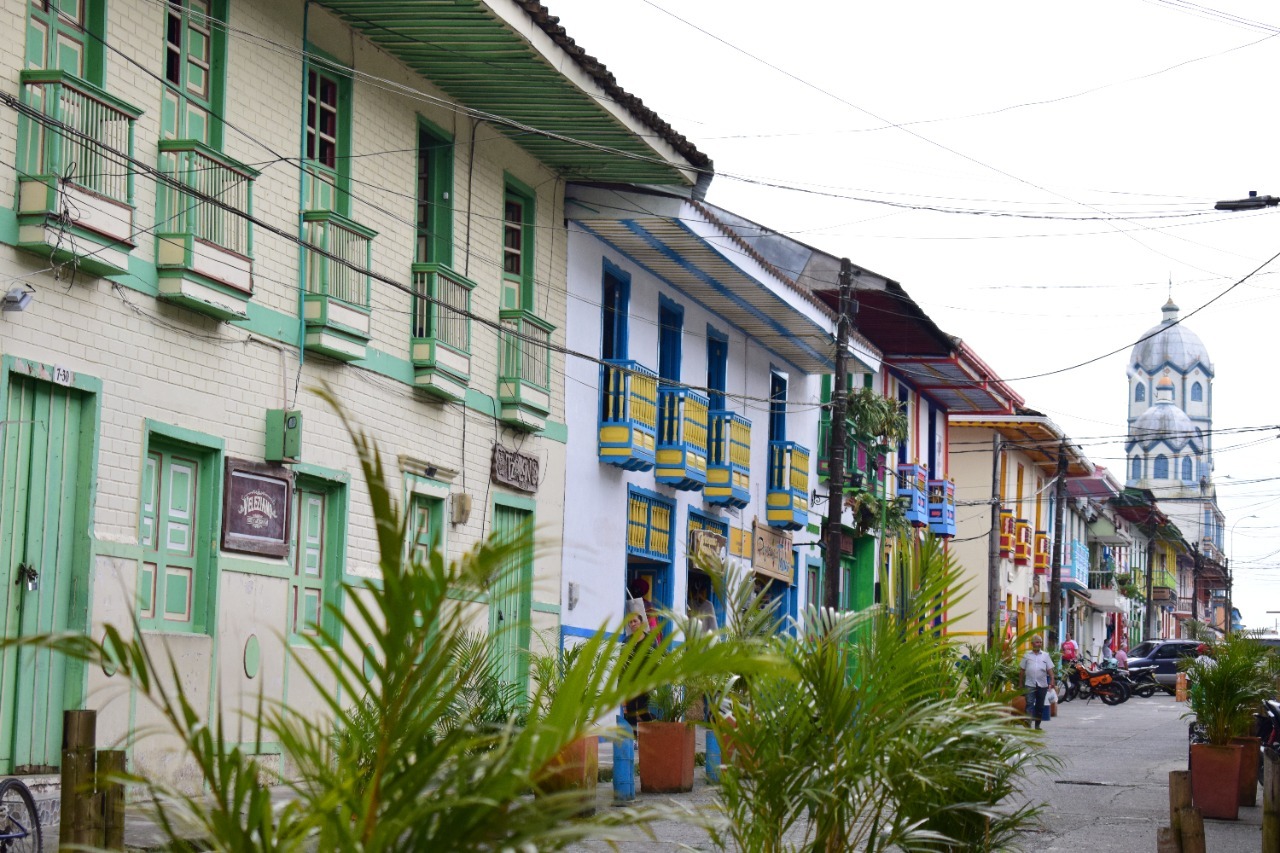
xmin=529 ymin=641 xmax=599 ymax=794
xmin=638 ymin=681 xmax=702 ymax=792
xmin=1184 ymin=636 xmax=1273 ymax=819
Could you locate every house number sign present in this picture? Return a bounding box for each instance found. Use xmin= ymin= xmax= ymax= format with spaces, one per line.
xmin=491 ymin=445 xmax=539 ymax=493
xmin=222 ymin=458 xmax=292 ymax=557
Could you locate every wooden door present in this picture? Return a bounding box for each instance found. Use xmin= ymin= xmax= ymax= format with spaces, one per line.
xmin=0 ymin=373 xmax=92 ymax=772
xmin=488 ymin=505 xmax=531 ymax=699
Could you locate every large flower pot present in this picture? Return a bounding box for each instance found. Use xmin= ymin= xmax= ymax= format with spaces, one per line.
xmin=1231 ymin=736 xmax=1261 ymax=807
xmin=1190 ymin=743 xmax=1244 ymax=820
xmin=638 ymin=721 xmax=695 ymax=793
xmin=539 ymin=735 xmax=599 ymax=793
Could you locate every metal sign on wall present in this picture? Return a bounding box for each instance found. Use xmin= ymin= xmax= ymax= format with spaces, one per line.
xmin=222 ymin=458 xmax=292 ymax=557
xmin=751 ymin=520 xmax=794 ymax=583
xmin=491 ymin=444 xmax=539 ymax=493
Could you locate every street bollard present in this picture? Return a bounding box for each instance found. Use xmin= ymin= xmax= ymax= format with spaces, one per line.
xmin=613 ymin=716 xmax=636 ymax=802
xmin=705 ymin=729 xmax=721 ymax=784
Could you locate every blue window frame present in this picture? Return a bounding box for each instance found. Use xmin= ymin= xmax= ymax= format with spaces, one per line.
xmin=769 ymin=370 xmax=788 ymax=444
xmin=707 ymin=326 xmax=727 ymax=411
xmin=1131 ymin=456 xmax=1142 ymax=481
xmin=1181 ymin=457 xmax=1193 ymax=481
xmin=1153 ymin=455 xmax=1169 ymax=480
xmin=601 ymin=260 xmax=630 ymax=361
xmin=926 ymin=401 xmax=938 ymax=473
xmin=658 ymin=296 xmax=683 ymax=383
xmin=897 ymin=386 xmax=909 ymax=465
xmin=1135 ymin=383 xmax=1145 ymax=402
xmin=1191 ymin=382 xmax=1203 ymax=402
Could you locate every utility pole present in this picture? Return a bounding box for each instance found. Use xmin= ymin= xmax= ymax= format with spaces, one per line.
xmin=1048 ymin=442 xmax=1068 ymax=652
xmin=822 ymin=258 xmax=854 ymax=610
xmin=986 ymin=435 xmax=1002 ymax=650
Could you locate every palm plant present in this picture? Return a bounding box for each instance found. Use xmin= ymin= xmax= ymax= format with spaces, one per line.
xmin=711 ymin=533 xmax=1056 ymax=853
xmin=1185 ymin=633 xmax=1274 ymax=745
xmin=11 ymin=391 xmax=777 ymax=852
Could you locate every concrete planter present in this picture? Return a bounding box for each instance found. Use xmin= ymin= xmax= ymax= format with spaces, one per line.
xmin=638 ymin=721 xmax=695 ymax=793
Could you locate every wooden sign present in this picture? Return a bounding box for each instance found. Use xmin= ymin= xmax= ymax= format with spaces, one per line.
xmin=491 ymin=445 xmax=539 ymax=493
xmin=690 ymin=529 xmax=727 ymax=566
xmin=222 ymin=458 xmax=292 ymax=557
xmin=751 ymin=521 xmax=794 ymax=583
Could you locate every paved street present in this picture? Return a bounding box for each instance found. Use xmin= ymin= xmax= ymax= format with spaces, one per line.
xmin=569 ymin=692 xmax=1267 ymax=851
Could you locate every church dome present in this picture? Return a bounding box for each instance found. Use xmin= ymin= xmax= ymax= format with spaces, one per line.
xmin=1132 ymin=399 xmax=1199 ymax=452
xmin=1130 ymin=298 xmax=1213 ymax=375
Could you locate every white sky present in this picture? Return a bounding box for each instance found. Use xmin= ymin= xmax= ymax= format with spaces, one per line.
xmin=548 ymin=0 xmax=1280 ymax=632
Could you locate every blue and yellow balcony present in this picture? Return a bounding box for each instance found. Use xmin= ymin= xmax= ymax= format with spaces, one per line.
xmin=599 ymin=360 xmax=658 ymax=471
xmin=497 ymin=309 xmax=554 ymax=431
xmin=767 ymin=440 xmax=809 ymax=530
xmin=411 ymin=263 xmax=475 ymax=401
xmin=655 ymin=385 xmax=709 ymax=490
xmin=896 ymin=463 xmax=928 ymax=527
xmin=926 ymin=478 xmax=956 ymax=537
xmin=15 ymin=70 xmax=143 ymax=278
xmin=706 ymin=410 xmax=750 ymax=509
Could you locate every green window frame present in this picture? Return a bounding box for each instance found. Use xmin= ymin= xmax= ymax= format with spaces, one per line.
xmin=302 ymin=54 xmax=352 ymax=215
xmin=290 ymin=475 xmax=346 ymax=642
xmin=26 ymin=0 xmax=106 ymax=84
xmin=137 ymin=428 xmax=220 ymax=633
xmin=416 ymin=120 xmax=453 ymax=266
xmin=501 ymin=176 xmax=536 ymax=311
xmin=160 ymin=0 xmax=226 ymax=146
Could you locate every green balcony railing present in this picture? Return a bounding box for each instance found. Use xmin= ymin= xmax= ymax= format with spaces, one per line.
xmin=17 ymin=69 xmax=142 ymax=207
xmin=499 ymin=309 xmax=553 ymax=392
xmin=303 ymin=210 xmax=375 ymax=308
xmin=412 ymin=263 xmax=473 ymax=356
xmin=157 ymin=140 xmax=257 ymax=257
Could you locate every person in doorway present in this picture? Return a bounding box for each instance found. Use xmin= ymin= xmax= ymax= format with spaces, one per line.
xmin=1019 ymin=634 xmax=1056 ymax=730
xmin=622 ymin=611 xmax=656 ymax=728
xmin=689 ymin=580 xmax=718 ymax=635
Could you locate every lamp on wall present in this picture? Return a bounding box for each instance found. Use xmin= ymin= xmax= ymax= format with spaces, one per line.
xmin=2 ymin=285 xmax=34 ymax=313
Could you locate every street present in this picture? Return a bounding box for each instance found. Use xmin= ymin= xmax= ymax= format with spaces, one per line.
xmin=570 ymin=693 xmax=1266 ymax=851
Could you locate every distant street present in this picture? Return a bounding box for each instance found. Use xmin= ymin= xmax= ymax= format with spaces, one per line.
xmin=571 ymin=693 xmax=1266 ymax=851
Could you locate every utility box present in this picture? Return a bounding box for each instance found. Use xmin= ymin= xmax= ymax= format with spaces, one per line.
xmin=265 ymin=409 xmax=303 ymax=463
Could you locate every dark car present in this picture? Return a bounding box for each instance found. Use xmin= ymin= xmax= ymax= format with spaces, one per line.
xmin=1126 ymin=639 xmax=1201 ymax=687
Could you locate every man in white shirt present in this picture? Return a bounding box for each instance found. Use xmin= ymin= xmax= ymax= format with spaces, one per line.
xmin=1019 ymin=635 xmax=1056 ymax=730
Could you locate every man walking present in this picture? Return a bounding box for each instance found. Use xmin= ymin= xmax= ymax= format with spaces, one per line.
xmin=1020 ymin=634 xmax=1055 ymax=730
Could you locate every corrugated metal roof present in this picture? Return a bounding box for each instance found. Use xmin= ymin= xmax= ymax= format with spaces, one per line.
xmin=314 ymin=0 xmax=707 ymax=186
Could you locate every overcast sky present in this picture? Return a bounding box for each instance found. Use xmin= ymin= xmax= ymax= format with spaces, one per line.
xmin=549 ymin=0 xmax=1280 ymax=632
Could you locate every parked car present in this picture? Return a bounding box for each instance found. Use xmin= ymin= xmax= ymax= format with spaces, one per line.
xmin=1126 ymin=639 xmax=1202 ymax=687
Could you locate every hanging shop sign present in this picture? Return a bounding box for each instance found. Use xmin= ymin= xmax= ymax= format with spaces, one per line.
xmin=222 ymin=458 xmax=292 ymax=557
xmin=491 ymin=445 xmax=539 ymax=493
xmin=690 ymin=529 xmax=727 ymax=566
xmin=751 ymin=521 xmax=794 ymax=583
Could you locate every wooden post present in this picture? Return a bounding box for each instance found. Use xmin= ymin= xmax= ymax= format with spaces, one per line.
xmin=1157 ymin=826 xmax=1179 ymax=853
xmin=60 ymin=709 xmax=102 ymax=848
xmin=1264 ymin=750 xmax=1280 ymax=853
xmin=1177 ymin=806 xmax=1206 ymax=853
xmin=99 ymin=749 xmax=126 ymax=850
xmin=1169 ymin=769 xmax=1190 ymax=846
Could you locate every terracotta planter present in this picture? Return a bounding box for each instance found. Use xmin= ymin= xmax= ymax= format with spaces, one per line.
xmin=638 ymin=721 xmax=695 ymax=793
xmin=1011 ymin=695 xmax=1027 ymax=714
xmin=539 ymin=735 xmax=599 ymax=793
xmin=1231 ymin=736 xmax=1260 ymax=807
xmin=1190 ymin=743 xmax=1244 ymax=820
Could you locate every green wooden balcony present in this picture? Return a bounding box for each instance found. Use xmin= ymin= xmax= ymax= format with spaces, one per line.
xmin=655 ymin=384 xmax=709 ymax=491
xmin=766 ymin=440 xmax=810 ymax=530
xmin=155 ymin=140 xmax=259 ymax=320
xmin=15 ymin=70 xmax=143 ymax=277
xmin=706 ymin=409 xmax=750 ymax=509
xmin=411 ymin=263 xmax=475 ymax=400
xmin=497 ymin=309 xmax=554 ymax=431
xmin=302 ymin=210 xmax=376 ymax=361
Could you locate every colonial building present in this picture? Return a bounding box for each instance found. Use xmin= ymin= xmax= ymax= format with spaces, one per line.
xmin=0 ymin=0 xmax=702 ymax=783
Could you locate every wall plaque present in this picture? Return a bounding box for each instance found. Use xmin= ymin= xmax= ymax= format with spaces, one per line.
xmin=491 ymin=445 xmax=539 ymax=493
xmin=222 ymin=458 xmax=292 ymax=557
xmin=751 ymin=521 xmax=794 ymax=583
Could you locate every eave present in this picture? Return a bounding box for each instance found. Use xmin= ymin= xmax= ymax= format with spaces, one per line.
xmin=948 ymin=414 xmax=1093 ymax=476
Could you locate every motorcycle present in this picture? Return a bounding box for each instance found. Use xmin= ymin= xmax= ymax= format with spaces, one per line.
xmin=1065 ymin=660 xmax=1129 ymax=705
xmin=1099 ymin=659 xmax=1160 ymax=698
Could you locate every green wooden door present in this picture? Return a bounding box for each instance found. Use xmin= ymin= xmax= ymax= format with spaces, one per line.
xmin=488 ymin=505 xmax=531 ymax=699
xmin=0 ymin=374 xmax=92 ymax=772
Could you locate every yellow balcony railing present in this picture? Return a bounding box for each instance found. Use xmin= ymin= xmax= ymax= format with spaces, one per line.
xmin=707 ymin=410 xmax=750 ymax=509
xmin=599 ymin=360 xmax=658 ymax=471
xmin=655 ymin=384 xmax=709 ymax=490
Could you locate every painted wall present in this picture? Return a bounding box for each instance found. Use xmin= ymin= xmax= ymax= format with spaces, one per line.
xmin=561 ymin=226 xmax=820 ymax=635
xmin=0 ymin=0 xmax=570 ymax=786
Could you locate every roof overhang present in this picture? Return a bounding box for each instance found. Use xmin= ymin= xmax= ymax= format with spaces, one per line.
xmin=947 ymin=415 xmax=1093 ymax=476
xmin=1088 ymin=516 xmax=1132 ymax=547
xmin=313 ymin=0 xmax=706 ymax=187
xmin=567 ymin=186 xmax=882 ymax=375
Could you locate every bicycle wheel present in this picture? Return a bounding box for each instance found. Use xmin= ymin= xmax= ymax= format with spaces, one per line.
xmin=0 ymin=778 xmax=42 ymax=852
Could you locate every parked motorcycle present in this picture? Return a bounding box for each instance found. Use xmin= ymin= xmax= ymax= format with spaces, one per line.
xmin=1099 ymin=659 xmax=1160 ymax=698
xmin=1065 ymin=660 xmax=1129 ymax=705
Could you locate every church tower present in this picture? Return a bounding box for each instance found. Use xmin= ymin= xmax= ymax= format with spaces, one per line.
xmin=1125 ymin=297 xmax=1222 ymax=551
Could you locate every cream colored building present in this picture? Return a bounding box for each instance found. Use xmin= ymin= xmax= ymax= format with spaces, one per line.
xmin=0 ymin=0 xmax=702 ymax=786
